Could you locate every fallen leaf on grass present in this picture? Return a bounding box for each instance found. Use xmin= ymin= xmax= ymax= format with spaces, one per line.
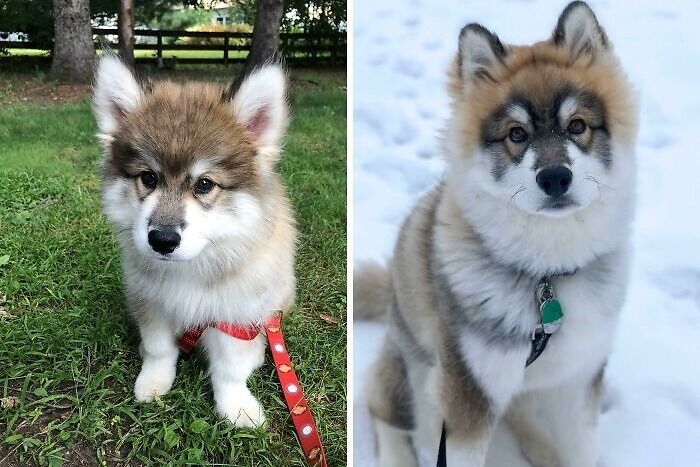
xmin=319 ymin=313 xmax=339 ymax=324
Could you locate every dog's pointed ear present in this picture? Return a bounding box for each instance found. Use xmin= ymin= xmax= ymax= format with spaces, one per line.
xmin=552 ymin=1 xmax=608 ymax=61
xmin=228 ymin=65 xmax=288 ymax=151
xmin=93 ymin=55 xmax=142 ymax=135
xmin=458 ymin=23 xmax=507 ymax=82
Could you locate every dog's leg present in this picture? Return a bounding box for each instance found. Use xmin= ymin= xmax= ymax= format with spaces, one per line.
xmin=541 ymin=368 xmax=604 ymax=467
xmin=134 ymin=317 xmax=179 ymax=402
xmin=202 ymin=329 xmax=266 ymax=428
xmin=374 ymin=420 xmax=419 ymax=467
xmin=441 ymin=335 xmax=526 ymax=467
xmin=367 ymin=341 xmax=419 ymax=467
xmin=506 ymin=391 xmax=562 ymax=467
xmin=438 ymin=363 xmax=495 ymax=467
xmin=507 ymin=367 xmax=605 ymax=467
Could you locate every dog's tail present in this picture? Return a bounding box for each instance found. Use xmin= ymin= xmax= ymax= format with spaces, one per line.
xmin=353 ymin=260 xmax=392 ymax=321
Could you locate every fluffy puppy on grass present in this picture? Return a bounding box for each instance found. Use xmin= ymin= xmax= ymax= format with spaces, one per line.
xmin=93 ymin=56 xmax=295 ymax=428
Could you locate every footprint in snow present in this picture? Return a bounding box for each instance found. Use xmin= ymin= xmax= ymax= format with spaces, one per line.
xmin=392 ymin=119 xmax=418 ymax=145
xmin=404 ymin=16 xmax=420 ymax=28
xmin=423 ymin=39 xmax=443 ymax=50
xmin=394 ymin=57 xmax=424 ymax=78
xmin=395 ymin=86 xmax=418 ymax=99
xmin=367 ymin=53 xmax=386 ymax=66
xmin=651 ymin=268 xmax=700 ymax=306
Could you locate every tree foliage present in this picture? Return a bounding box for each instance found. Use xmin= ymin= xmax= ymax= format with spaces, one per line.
xmin=283 ymin=0 xmax=346 ymax=32
xmin=229 ymin=0 xmax=346 ymax=32
xmin=144 ymin=7 xmax=211 ymax=31
xmin=0 ymin=0 xmax=200 ymax=42
xmin=93 ymin=0 xmax=201 ymax=26
xmin=0 ymin=0 xmax=53 ymax=45
xmin=0 ymin=0 xmax=346 ymax=44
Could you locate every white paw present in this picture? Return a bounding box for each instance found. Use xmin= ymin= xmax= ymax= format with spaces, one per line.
xmin=521 ymin=448 xmax=560 ymax=467
xmin=217 ymin=392 xmax=267 ymax=429
xmin=134 ymin=366 xmax=175 ymax=402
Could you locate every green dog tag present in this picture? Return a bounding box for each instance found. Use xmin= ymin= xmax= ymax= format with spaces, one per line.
xmin=540 ymin=299 xmax=563 ymax=334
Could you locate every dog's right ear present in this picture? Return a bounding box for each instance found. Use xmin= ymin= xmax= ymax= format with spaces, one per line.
xmin=228 ymin=64 xmax=288 ymax=152
xmin=552 ymin=1 xmax=608 ymax=62
xmin=458 ymin=23 xmax=507 ymax=82
xmin=93 ymin=56 xmax=142 ymax=135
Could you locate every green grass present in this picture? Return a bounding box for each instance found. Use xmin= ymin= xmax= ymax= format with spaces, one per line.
xmin=135 ymin=50 xmax=246 ymax=59
xmin=4 ymin=49 xmax=335 ymax=61
xmin=0 ymin=68 xmax=347 ymax=466
xmin=4 ymin=49 xmax=242 ymax=60
xmin=4 ymin=49 xmax=52 ymax=57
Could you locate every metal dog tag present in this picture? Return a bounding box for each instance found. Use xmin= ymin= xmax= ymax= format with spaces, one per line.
xmin=536 ymin=278 xmax=563 ymax=335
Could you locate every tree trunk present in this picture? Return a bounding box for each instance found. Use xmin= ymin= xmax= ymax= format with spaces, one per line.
xmin=232 ymin=0 xmax=284 ymax=90
xmin=117 ymin=0 xmax=135 ymax=67
xmin=50 ymin=0 xmax=95 ymax=83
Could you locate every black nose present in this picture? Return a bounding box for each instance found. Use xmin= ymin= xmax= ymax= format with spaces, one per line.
xmin=536 ymin=166 xmax=573 ymax=197
xmin=147 ymin=229 xmax=181 ymax=255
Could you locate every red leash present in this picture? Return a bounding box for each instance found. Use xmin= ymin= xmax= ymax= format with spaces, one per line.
xmin=265 ymin=315 xmax=328 ymax=466
xmin=177 ymin=315 xmax=328 ymax=467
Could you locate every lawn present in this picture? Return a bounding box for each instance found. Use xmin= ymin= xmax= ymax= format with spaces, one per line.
xmin=0 ymin=66 xmax=347 ymax=466
xmin=3 ymin=49 xmax=334 ymax=61
xmin=2 ymin=48 xmax=248 ymax=58
xmin=3 ymin=49 xmax=244 ymax=59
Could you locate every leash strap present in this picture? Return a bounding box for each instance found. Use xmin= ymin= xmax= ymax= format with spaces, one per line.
xmin=266 ymin=315 xmax=328 ymax=467
xmin=436 ymin=422 xmax=447 ymax=467
xmin=177 ymin=317 xmax=327 ymax=466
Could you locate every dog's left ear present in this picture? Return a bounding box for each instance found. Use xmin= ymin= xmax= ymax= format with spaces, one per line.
xmin=93 ymin=55 xmax=143 ymax=136
xmin=458 ymin=23 xmax=507 ymax=82
xmin=552 ymin=1 xmax=608 ymax=61
xmin=229 ymin=65 xmax=288 ymax=152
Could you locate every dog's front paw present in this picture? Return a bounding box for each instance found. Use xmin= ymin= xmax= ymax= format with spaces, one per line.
xmin=134 ymin=365 xmax=176 ymax=402
xmin=217 ymin=390 xmax=267 ymax=429
xmin=520 ymin=448 xmax=560 ymax=467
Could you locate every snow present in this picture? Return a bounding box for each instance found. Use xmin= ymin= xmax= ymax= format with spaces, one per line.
xmin=352 ymin=1 xmax=700 ymax=466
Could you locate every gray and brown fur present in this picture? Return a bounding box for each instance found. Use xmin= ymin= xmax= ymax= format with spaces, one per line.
xmin=358 ymin=2 xmax=636 ymax=466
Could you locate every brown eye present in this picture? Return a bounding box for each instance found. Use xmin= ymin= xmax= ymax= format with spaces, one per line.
xmin=508 ymin=126 xmax=528 ymax=143
xmin=567 ymin=118 xmax=587 ymax=135
xmin=139 ymin=171 xmax=157 ymax=189
xmin=194 ymin=178 xmax=215 ymax=195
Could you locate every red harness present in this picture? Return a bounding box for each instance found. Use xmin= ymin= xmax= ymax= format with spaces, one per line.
xmin=177 ymin=315 xmax=328 ymax=467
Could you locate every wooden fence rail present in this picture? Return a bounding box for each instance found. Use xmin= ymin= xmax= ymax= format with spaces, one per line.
xmin=0 ymin=28 xmax=346 ymax=66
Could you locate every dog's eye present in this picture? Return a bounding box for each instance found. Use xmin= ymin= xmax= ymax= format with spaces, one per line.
xmin=508 ymin=127 xmax=528 ymax=143
xmin=139 ymin=171 xmax=157 ymax=189
xmin=194 ymin=178 xmax=215 ymax=195
xmin=567 ymin=119 xmax=587 ymax=135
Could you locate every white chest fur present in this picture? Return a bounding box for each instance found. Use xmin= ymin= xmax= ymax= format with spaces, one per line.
xmin=121 ymin=242 xmax=293 ymax=332
xmin=523 ymin=256 xmax=629 ymax=390
xmin=456 ymin=249 xmax=629 ymax=407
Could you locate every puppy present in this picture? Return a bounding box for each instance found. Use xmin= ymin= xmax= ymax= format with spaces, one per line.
xmin=356 ymin=2 xmax=637 ymax=465
xmin=93 ymin=56 xmax=295 ymax=428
